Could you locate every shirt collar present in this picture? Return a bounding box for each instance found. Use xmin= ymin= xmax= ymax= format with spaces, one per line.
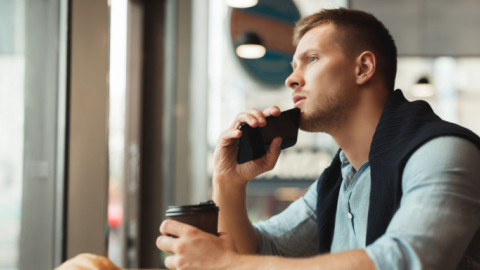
xmin=339 ymin=150 xmax=350 ymax=166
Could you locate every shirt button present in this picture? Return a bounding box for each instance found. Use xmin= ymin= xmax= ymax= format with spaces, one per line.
xmin=347 ymin=212 xmax=353 ymax=219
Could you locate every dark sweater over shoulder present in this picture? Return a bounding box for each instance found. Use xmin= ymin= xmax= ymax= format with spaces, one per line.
xmin=316 ymin=89 xmax=480 ymax=253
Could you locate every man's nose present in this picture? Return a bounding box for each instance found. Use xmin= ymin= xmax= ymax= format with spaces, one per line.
xmin=285 ymin=69 xmax=304 ymax=90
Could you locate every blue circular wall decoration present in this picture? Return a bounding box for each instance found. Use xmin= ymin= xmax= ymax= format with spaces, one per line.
xmin=230 ymin=0 xmax=301 ymax=88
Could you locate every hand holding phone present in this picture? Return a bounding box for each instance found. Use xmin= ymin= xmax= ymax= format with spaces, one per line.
xmin=236 ymin=108 xmax=300 ymax=164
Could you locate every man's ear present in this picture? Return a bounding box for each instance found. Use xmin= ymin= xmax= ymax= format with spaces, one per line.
xmin=355 ymin=51 xmax=376 ymax=85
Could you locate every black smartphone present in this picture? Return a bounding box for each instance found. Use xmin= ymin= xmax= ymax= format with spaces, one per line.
xmin=236 ymin=108 xmax=301 ymax=164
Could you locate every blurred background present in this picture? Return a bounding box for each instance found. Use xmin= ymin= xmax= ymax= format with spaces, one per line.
xmin=1 ymin=0 xmax=479 ymax=269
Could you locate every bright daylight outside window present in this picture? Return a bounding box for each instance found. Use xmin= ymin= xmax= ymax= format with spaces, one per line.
xmin=0 ymin=0 xmax=67 ymax=269
xmin=108 ymin=0 xmax=127 ymax=266
xmin=0 ymin=1 xmax=25 ymax=266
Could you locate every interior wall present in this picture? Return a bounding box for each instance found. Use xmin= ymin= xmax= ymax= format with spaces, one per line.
xmin=351 ymin=0 xmax=480 ymax=56
xmin=66 ymin=0 xmax=110 ymax=259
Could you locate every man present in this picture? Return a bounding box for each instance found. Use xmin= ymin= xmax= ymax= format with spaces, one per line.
xmin=157 ymin=8 xmax=480 ymax=269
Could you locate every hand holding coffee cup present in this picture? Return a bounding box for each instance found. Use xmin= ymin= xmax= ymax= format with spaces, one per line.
xmin=165 ymin=200 xmax=219 ymax=236
xmin=158 ymin=201 xmax=238 ymax=269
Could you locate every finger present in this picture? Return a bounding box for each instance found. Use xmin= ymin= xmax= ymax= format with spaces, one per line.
xmin=224 ymin=127 xmax=242 ymax=140
xmin=268 ymin=137 xmax=283 ymax=156
xmin=160 ymin=219 xmax=198 ymax=238
xmin=246 ymin=108 xmax=267 ymax=126
xmin=263 ymin=106 xmax=281 ymax=117
xmin=164 ymin=254 xmax=177 ymax=269
xmin=232 ymin=110 xmax=265 ymax=128
xmin=216 ymin=128 xmax=242 ymax=148
xmin=231 ymin=112 xmax=257 ymax=128
xmin=156 ymin=235 xmax=176 ymax=254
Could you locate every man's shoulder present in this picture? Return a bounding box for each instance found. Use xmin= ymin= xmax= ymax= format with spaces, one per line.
xmin=408 ymin=136 xmax=480 ymax=165
xmin=402 ymin=136 xmax=480 ymax=188
xmin=372 ymin=90 xmax=480 ymax=163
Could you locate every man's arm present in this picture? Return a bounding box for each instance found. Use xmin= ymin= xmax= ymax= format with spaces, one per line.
xmin=216 ymin=177 xmax=320 ymax=257
xmin=156 ymin=219 xmax=376 ymax=270
xmin=236 ymin=249 xmax=375 ymax=270
xmin=213 ymin=173 xmax=259 ymax=254
xmin=366 ymin=136 xmax=480 ymax=269
xmin=254 ymin=181 xmax=319 ymax=256
xmin=211 ymin=106 xmax=283 ymax=254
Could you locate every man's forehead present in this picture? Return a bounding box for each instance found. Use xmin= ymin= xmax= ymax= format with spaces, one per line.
xmin=299 ymin=23 xmax=336 ymax=44
xmin=293 ymin=24 xmax=342 ymax=58
xmin=292 ymin=27 xmax=330 ymax=60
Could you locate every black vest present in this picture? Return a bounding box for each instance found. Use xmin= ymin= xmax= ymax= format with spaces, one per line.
xmin=316 ymin=90 xmax=480 ymax=253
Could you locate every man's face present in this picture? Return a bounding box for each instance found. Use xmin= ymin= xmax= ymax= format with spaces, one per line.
xmin=286 ymin=24 xmax=358 ymax=133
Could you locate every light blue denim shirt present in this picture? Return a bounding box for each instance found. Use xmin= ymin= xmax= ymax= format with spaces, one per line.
xmin=253 ymin=136 xmax=480 ymax=269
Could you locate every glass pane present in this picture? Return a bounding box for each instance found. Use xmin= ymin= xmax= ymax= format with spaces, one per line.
xmin=108 ymin=0 xmax=127 ymax=266
xmin=397 ymin=57 xmax=480 ymax=135
xmin=0 ymin=1 xmax=24 ymax=268
xmin=0 ymin=0 xmax=66 ymax=269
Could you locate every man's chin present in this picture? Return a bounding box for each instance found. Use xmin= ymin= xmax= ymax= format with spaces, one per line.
xmin=299 ymin=114 xmax=329 ymax=133
xmin=299 ymin=120 xmax=323 ymax=133
xmin=300 ymin=125 xmax=322 ymax=133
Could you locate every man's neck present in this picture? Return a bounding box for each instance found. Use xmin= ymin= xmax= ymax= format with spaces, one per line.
xmin=331 ymin=88 xmax=391 ymax=170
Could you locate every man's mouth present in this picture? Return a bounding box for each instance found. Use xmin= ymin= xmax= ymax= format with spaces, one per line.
xmin=293 ymin=95 xmax=306 ymax=108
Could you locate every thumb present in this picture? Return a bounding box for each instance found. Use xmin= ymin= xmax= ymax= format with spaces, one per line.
xmin=263 ymin=137 xmax=282 ymax=169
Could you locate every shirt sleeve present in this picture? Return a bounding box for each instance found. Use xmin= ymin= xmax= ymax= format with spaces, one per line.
xmin=253 ymin=180 xmax=319 ymax=257
xmin=365 ymin=136 xmax=480 ymax=270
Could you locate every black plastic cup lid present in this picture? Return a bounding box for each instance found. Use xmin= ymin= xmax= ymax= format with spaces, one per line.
xmin=166 ymin=200 xmax=219 ymax=216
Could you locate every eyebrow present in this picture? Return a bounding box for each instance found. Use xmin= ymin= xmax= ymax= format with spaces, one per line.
xmin=290 ymin=49 xmax=319 ymax=69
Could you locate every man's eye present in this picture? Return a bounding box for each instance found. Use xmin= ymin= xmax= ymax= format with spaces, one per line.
xmin=308 ymin=56 xmax=317 ymax=63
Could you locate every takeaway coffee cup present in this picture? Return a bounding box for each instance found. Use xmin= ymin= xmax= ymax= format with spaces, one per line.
xmin=165 ymin=200 xmax=219 ymax=236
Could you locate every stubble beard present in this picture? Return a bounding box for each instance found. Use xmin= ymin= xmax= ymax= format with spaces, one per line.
xmin=299 ymin=94 xmax=350 ymax=134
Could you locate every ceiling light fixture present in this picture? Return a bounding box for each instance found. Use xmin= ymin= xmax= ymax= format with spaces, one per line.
xmin=411 ymin=76 xmax=435 ymax=98
xmin=235 ymin=32 xmax=266 ymax=59
xmin=225 ymin=0 xmax=258 ymax=8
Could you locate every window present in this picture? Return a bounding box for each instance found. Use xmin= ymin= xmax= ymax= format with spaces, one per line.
xmin=0 ymin=0 xmax=68 ymax=269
